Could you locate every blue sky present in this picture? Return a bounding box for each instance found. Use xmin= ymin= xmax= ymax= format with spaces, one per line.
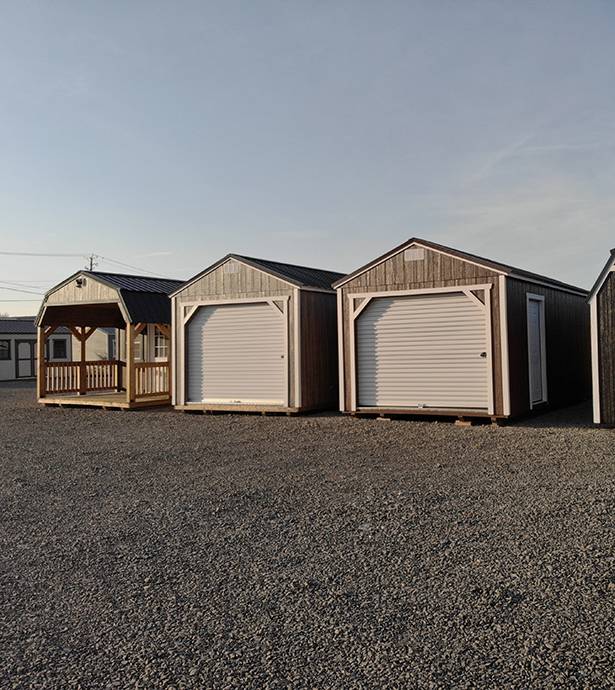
xmin=1 ymin=1 xmax=614 ymax=314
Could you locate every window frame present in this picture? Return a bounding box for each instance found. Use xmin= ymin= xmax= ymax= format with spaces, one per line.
xmin=0 ymin=339 xmax=10 ymax=361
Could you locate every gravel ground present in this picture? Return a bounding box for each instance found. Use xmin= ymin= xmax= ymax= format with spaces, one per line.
xmin=1 ymin=382 xmax=614 ymax=689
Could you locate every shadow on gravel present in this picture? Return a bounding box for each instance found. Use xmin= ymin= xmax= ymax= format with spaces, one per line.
xmin=514 ymin=401 xmax=594 ymax=429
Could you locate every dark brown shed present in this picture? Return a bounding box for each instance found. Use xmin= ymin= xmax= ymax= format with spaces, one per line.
xmin=589 ymin=250 xmax=615 ymax=426
xmin=334 ymin=238 xmax=591 ymax=421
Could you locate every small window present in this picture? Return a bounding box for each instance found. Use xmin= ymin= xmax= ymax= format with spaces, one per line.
xmin=52 ymin=339 xmax=67 ymax=359
xmin=404 ymin=248 xmax=425 ymax=262
xmin=154 ymin=332 xmax=169 ymax=359
xmin=0 ymin=340 xmax=10 ymax=360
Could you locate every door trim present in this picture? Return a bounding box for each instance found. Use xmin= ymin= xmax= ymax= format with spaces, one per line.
xmin=526 ymin=293 xmax=548 ymax=409
xmin=348 ymin=285 xmax=495 ymax=414
xmin=180 ymin=297 xmax=291 ymax=407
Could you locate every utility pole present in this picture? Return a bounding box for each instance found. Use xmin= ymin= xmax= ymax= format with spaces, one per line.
xmin=85 ymin=254 xmax=98 ymax=271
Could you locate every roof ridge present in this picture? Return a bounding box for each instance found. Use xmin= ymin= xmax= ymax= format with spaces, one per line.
xmin=87 ymin=270 xmax=183 ymax=283
xmin=233 ymin=254 xmax=344 ymax=277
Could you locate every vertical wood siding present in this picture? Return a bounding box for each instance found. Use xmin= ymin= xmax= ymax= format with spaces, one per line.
xmin=339 ymin=247 xmax=503 ymax=414
xmin=299 ymin=291 xmax=338 ymax=411
xmin=507 ymin=278 xmax=590 ymax=417
xmin=597 ymin=273 xmax=615 ymax=425
xmin=47 ymin=277 xmax=118 ymax=304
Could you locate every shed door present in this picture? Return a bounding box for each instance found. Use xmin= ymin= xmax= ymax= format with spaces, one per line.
xmin=356 ymin=291 xmax=490 ymax=410
xmin=527 ymin=296 xmax=547 ymax=406
xmin=187 ymin=302 xmax=287 ymax=404
xmin=16 ymin=340 xmax=36 ymax=379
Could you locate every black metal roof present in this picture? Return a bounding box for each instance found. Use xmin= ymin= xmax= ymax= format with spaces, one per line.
xmin=332 ymin=237 xmax=589 ymax=294
xmin=85 ymin=271 xmax=183 ymax=294
xmin=0 ymin=317 xmax=70 ymax=335
xmin=173 ymin=254 xmax=344 ymax=296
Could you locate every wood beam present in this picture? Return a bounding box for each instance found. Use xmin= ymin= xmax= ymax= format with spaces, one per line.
xmin=36 ymin=326 xmax=46 ymax=399
xmin=134 ymin=323 xmax=147 ymax=336
xmin=83 ymin=327 xmax=97 ymax=341
xmin=69 ymin=326 xmax=83 ymax=341
xmin=79 ymin=327 xmax=87 ymax=395
xmin=44 ymin=325 xmax=58 ymax=337
xmin=126 ymin=323 xmax=136 ymax=403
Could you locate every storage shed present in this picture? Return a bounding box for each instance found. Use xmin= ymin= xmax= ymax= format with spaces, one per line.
xmin=36 ymin=270 xmax=183 ymax=408
xmin=588 ymin=249 xmax=615 ymax=426
xmin=171 ymin=255 xmax=344 ymax=413
xmin=0 ymin=317 xmax=71 ymax=382
xmin=334 ymin=238 xmax=591 ymax=421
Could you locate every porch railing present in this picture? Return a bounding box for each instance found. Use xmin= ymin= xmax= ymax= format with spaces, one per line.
xmin=135 ymin=362 xmax=170 ymax=398
xmin=44 ymin=360 xmax=122 ymax=395
xmin=42 ymin=360 xmax=170 ymax=400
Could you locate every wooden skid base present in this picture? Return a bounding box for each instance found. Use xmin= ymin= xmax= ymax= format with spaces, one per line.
xmin=40 ymin=393 xmax=170 ymax=410
xmin=350 ymin=407 xmax=506 ymax=425
xmin=176 ymin=403 xmax=301 ymax=415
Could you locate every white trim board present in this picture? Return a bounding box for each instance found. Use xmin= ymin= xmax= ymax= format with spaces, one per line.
xmin=178 ymin=295 xmax=292 ymax=408
xmin=590 ymin=297 xmax=601 ymax=424
xmin=347 ymin=284 xmax=495 ymax=415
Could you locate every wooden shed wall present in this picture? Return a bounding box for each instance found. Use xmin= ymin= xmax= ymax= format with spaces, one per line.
xmin=47 ymin=276 xmax=118 ymax=305
xmin=173 ymin=260 xmax=296 ymax=407
xmin=299 ymin=290 xmax=338 ymax=411
xmin=338 ymin=246 xmax=504 ymax=414
xmin=596 ymin=273 xmax=615 ymax=425
xmin=506 ymin=278 xmax=590 ymax=417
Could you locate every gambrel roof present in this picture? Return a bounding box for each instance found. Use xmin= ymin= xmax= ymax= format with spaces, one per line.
xmin=332 ymin=237 xmax=588 ymax=295
xmin=37 ymin=271 xmax=184 ymax=326
xmin=171 ymin=254 xmax=344 ymax=297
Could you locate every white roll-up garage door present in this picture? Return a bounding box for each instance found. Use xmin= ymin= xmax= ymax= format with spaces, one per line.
xmin=356 ymin=291 xmax=490 ymax=410
xmin=187 ymin=301 xmax=287 ymax=404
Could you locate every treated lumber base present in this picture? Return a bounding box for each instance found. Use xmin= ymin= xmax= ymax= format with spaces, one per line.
xmin=175 ymin=403 xmax=302 ymax=416
xmin=349 ymin=407 xmax=506 ymax=425
xmin=39 ymin=392 xmax=171 ymax=410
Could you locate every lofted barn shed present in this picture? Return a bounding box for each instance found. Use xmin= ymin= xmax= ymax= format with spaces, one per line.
xmin=36 ymin=270 xmax=183 ymax=408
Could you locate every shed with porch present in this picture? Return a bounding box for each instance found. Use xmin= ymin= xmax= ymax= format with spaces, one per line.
xmin=36 ymin=271 xmax=183 ymax=408
xmin=334 ymin=238 xmax=590 ymax=421
xmin=171 ymin=254 xmax=343 ymax=413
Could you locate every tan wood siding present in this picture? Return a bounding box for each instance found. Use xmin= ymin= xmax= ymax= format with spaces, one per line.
xmin=595 ymin=275 xmax=615 ymax=424
xmin=507 ymin=278 xmax=590 ymax=417
xmin=47 ymin=276 xmax=118 ymax=304
xmin=339 ymin=246 xmax=503 ymax=415
xmin=299 ymin=291 xmax=338 ymax=411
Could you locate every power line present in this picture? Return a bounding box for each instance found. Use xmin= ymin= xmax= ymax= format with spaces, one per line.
xmin=0 ymin=251 xmax=87 ymax=257
xmin=99 ymin=255 xmax=173 ymax=278
xmin=0 ymin=283 xmax=45 ymax=295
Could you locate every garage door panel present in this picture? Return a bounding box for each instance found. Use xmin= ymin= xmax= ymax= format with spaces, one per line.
xmin=187 ymin=302 xmax=286 ymax=404
xmin=356 ymin=292 xmax=489 ymax=410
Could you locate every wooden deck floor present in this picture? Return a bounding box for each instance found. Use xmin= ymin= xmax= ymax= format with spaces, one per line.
xmin=39 ymin=392 xmax=171 ymax=410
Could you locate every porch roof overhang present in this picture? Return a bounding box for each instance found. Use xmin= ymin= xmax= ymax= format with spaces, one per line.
xmin=39 ymin=302 xmax=126 ymax=328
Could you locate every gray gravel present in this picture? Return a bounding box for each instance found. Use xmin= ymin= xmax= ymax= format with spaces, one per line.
xmin=1 ymin=382 xmax=614 ymax=689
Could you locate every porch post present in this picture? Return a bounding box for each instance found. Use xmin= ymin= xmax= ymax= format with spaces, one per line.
xmin=126 ymin=323 xmax=136 ymax=403
xmin=79 ymin=327 xmax=86 ymax=395
xmin=37 ymin=326 xmax=46 ymax=399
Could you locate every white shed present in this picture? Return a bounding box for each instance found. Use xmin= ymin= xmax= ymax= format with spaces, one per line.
xmin=0 ymin=317 xmax=71 ymax=382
